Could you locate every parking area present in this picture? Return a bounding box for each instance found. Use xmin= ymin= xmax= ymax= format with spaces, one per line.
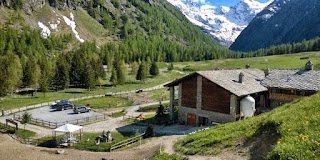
xmin=15 ymin=106 xmax=104 ymax=123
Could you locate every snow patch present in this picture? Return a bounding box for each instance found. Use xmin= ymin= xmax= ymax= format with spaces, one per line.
xmin=62 ymin=12 xmax=84 ymax=43
xmin=38 ymin=22 xmax=51 ymax=38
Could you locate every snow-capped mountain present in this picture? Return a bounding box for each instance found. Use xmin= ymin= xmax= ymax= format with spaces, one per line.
xmin=166 ymin=0 xmax=273 ymax=47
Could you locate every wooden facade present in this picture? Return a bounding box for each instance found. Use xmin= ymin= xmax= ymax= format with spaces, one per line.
xmin=181 ymin=76 xmax=197 ymax=108
xmin=201 ymin=78 xmax=230 ymax=114
xmin=269 ymin=88 xmax=317 ymax=103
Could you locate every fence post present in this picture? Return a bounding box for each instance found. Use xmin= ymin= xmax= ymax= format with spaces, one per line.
xmin=96 ymin=115 xmax=97 ymax=120
xmin=104 ymin=114 xmax=106 ymax=119
xmin=49 ymin=121 xmax=50 ymax=127
xmin=42 ymin=120 xmax=44 ymax=126
xmin=56 ymin=122 xmax=57 ymax=128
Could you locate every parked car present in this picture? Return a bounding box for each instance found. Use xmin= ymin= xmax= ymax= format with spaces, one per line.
xmin=51 ymin=100 xmax=74 ymax=111
xmin=73 ymin=106 xmax=91 ymax=114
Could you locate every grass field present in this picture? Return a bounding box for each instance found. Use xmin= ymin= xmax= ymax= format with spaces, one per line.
xmin=1 ymin=51 xmax=319 ymax=110
xmin=74 ymin=96 xmax=132 ymax=109
xmin=175 ymin=93 xmax=320 ymax=159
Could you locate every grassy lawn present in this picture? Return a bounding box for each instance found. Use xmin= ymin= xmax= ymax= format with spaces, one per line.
xmin=0 ymin=123 xmax=36 ymax=138
xmin=74 ymin=132 xmax=135 ymax=152
xmin=38 ymin=132 xmax=135 ymax=151
xmin=175 ymin=93 xmax=320 ymax=159
xmin=74 ymin=96 xmax=132 ymax=109
xmin=151 ymin=153 xmax=185 ymax=160
xmin=110 ymin=111 xmax=127 ymax=118
xmin=137 ymin=103 xmax=169 ymax=112
xmin=149 ymin=88 xmax=170 ymax=102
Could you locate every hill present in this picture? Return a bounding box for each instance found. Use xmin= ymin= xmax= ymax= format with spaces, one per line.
xmin=230 ymin=0 xmax=320 ymax=52
xmin=175 ymin=92 xmax=320 ymax=159
xmin=0 ymin=0 xmax=230 ymax=62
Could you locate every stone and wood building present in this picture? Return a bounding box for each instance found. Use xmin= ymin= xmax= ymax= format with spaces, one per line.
xmin=261 ymin=61 xmax=320 ymax=107
xmin=165 ymin=61 xmax=320 ymax=126
xmin=165 ymin=69 xmax=268 ymax=126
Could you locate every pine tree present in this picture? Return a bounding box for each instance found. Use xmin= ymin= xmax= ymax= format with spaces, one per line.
xmin=149 ymin=62 xmax=159 ymax=76
xmin=117 ymin=60 xmax=127 ymax=85
xmin=84 ymin=63 xmax=95 ymax=91
xmin=136 ymin=61 xmax=147 ymax=82
xmin=130 ymin=61 xmax=139 ymax=75
xmin=110 ymin=67 xmax=118 ymax=86
xmin=52 ymin=56 xmax=69 ymax=90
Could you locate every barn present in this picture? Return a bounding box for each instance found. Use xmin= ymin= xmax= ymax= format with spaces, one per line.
xmin=165 ymin=69 xmax=268 ymax=126
xmin=261 ymin=61 xmax=320 ymax=107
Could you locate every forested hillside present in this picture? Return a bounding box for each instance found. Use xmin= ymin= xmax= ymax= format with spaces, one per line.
xmin=0 ymin=0 xmax=233 ymax=96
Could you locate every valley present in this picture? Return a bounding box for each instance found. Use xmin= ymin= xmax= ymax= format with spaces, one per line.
xmin=0 ymin=0 xmax=320 ymax=159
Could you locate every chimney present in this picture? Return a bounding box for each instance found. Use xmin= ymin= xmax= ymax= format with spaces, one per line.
xmin=245 ymin=64 xmax=250 ymax=69
xmin=239 ymin=72 xmax=244 ymax=83
xmin=264 ymin=68 xmax=270 ymax=77
xmin=305 ymin=61 xmax=313 ymax=71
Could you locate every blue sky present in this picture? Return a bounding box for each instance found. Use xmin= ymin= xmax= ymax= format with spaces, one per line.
xmin=191 ymin=0 xmax=269 ymax=6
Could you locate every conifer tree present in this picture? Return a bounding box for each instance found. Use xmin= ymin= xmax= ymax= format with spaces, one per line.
xmin=136 ymin=61 xmax=148 ymax=82
xmin=149 ymin=62 xmax=159 ymax=76
xmin=110 ymin=67 xmax=118 ymax=86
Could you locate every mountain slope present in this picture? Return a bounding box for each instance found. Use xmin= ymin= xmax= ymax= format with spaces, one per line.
xmin=166 ymin=0 xmax=272 ymax=47
xmin=176 ymin=93 xmax=320 ymax=159
xmin=230 ymin=0 xmax=320 ymax=52
xmin=0 ymin=0 xmax=231 ymax=61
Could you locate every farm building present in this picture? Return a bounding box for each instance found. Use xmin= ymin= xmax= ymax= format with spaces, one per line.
xmin=261 ymin=61 xmax=320 ymax=107
xmin=165 ymin=69 xmax=268 ymax=126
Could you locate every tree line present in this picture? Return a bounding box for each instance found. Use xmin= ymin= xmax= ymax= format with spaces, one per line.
xmin=235 ymin=37 xmax=320 ymax=58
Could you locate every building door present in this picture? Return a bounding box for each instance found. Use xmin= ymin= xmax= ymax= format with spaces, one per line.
xmin=187 ymin=113 xmax=196 ymax=126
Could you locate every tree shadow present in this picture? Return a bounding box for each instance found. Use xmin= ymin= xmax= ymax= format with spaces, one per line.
xmin=242 ymin=122 xmax=280 ymax=160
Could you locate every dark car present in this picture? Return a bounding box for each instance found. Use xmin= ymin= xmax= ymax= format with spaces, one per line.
xmin=73 ymin=106 xmax=91 ymax=114
xmin=51 ymin=100 xmax=74 ymax=111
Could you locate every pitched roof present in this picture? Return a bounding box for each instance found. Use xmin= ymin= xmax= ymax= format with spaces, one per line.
xmin=261 ymin=69 xmax=320 ymax=91
xmin=165 ymin=69 xmax=268 ymax=97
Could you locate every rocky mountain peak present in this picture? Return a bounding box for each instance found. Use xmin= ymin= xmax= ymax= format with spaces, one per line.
xmin=166 ymin=0 xmax=272 ymax=47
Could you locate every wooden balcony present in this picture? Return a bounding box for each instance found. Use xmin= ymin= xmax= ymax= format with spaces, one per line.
xmin=269 ymin=93 xmax=303 ymax=102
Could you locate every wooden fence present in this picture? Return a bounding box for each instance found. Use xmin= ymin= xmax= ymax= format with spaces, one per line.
xmin=110 ymin=133 xmax=145 ymax=152
xmin=0 ymin=121 xmax=43 ymax=145
xmin=13 ymin=113 xmax=108 ymax=128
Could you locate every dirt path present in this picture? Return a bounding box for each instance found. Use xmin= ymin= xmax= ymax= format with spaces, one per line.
xmin=0 ymin=134 xmax=162 ymax=160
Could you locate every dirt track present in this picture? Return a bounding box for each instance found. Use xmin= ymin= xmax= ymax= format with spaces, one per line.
xmin=0 ymin=134 xmax=162 ymax=160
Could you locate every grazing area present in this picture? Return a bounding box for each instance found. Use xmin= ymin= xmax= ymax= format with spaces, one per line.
xmin=75 ymin=96 xmax=132 ymax=110
xmin=175 ymin=93 xmax=320 ymax=159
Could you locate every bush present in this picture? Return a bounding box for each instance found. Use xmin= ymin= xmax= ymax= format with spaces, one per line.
xmin=143 ymin=125 xmax=154 ymax=138
xmin=21 ymin=112 xmax=32 ymax=124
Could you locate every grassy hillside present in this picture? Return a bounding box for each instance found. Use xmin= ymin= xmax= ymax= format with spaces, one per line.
xmin=175 ymin=93 xmax=320 ymax=159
